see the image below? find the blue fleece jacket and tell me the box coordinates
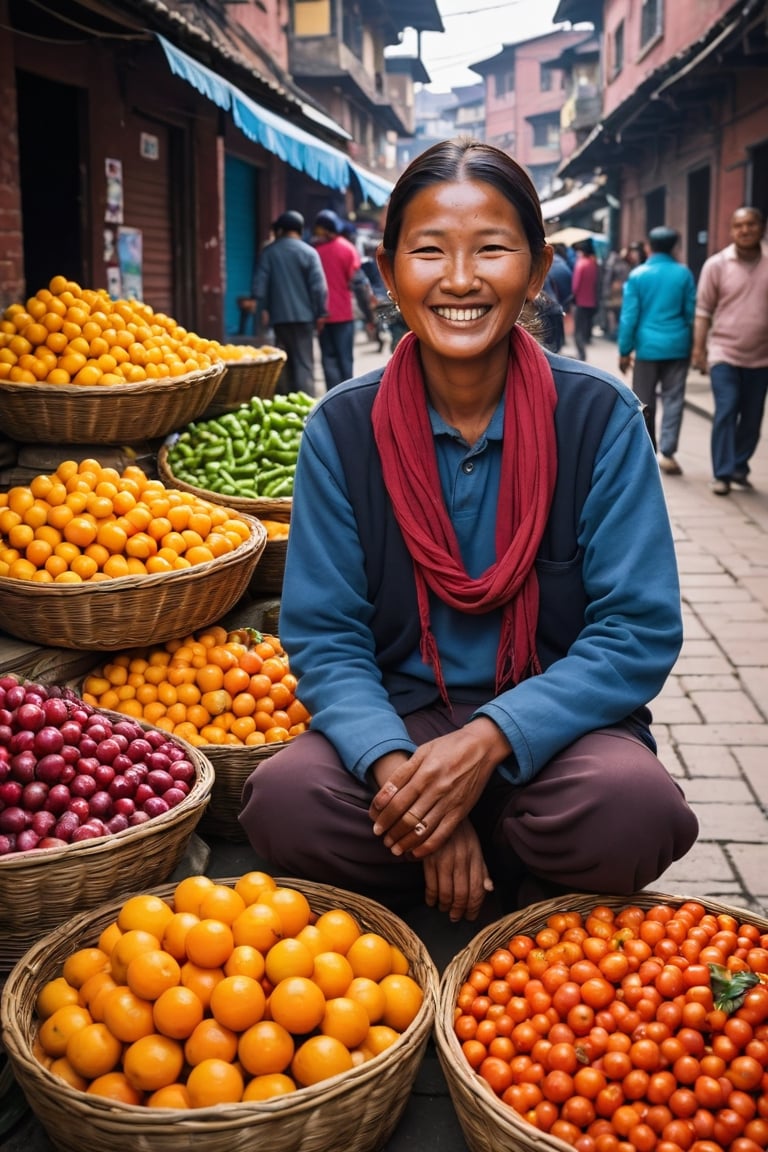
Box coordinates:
[618,253,696,361]
[279,353,682,786]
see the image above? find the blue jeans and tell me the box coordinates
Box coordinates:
[632,358,688,457]
[710,362,768,480]
[318,320,355,390]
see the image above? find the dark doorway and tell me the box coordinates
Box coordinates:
[16,71,85,295]
[748,140,768,219]
[686,166,710,281]
[645,186,666,234]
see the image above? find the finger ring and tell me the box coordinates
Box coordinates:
[407,810,427,836]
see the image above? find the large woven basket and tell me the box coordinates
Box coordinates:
[0,513,267,650]
[1,877,439,1152]
[0,362,226,445]
[0,732,213,973]
[202,351,287,418]
[198,742,283,840]
[435,890,768,1152]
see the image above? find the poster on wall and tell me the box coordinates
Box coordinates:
[117,226,143,301]
[105,158,124,224]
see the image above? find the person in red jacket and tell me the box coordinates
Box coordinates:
[572,240,600,361]
[312,210,361,390]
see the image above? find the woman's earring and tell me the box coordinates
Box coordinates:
[386,290,400,312]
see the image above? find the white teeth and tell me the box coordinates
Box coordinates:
[433,306,488,321]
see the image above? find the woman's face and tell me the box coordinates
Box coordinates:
[379,179,550,366]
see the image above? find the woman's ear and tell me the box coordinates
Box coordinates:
[526,244,554,302]
[376,245,395,298]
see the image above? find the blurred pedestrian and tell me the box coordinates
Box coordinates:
[571,239,600,360]
[312,210,361,389]
[252,211,327,396]
[618,226,696,475]
[692,206,768,495]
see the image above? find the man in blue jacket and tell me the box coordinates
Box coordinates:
[618,226,696,475]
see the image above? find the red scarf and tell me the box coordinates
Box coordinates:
[371,327,557,704]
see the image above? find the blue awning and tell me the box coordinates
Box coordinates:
[157,35,393,205]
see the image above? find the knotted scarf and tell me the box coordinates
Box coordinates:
[371,326,557,704]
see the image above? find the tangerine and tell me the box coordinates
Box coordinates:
[238,1019,295,1077]
[186,1057,244,1108]
[291,1034,353,1087]
[123,1033,185,1092]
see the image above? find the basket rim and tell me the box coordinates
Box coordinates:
[0,875,439,1129]
[0,512,266,600]
[220,350,287,367]
[0,359,224,399]
[0,725,214,875]
[434,890,768,1152]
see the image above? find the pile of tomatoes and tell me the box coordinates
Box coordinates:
[453,900,768,1152]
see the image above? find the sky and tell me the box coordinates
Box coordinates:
[387,0,567,92]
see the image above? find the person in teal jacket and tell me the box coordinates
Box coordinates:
[239,141,698,922]
[618,226,696,475]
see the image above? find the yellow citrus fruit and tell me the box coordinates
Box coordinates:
[208,974,266,1032]
[234,870,276,905]
[186,1057,244,1108]
[265,937,315,984]
[378,973,424,1032]
[311,951,355,999]
[231,902,283,952]
[110,929,162,984]
[346,933,393,982]
[184,1017,238,1066]
[184,918,234,969]
[35,976,79,1019]
[122,1033,185,1092]
[86,1071,143,1105]
[152,985,205,1040]
[259,886,311,937]
[146,1083,191,1109]
[61,946,110,989]
[38,1004,93,1058]
[314,908,361,954]
[125,948,181,1001]
[65,1021,123,1079]
[360,1024,400,1058]
[100,985,155,1042]
[224,944,265,982]
[241,1072,297,1101]
[117,893,175,938]
[320,996,371,1048]
[171,873,215,915]
[197,883,246,925]
[237,1019,295,1077]
[268,976,326,1035]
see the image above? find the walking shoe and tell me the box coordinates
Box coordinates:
[710,479,730,495]
[730,473,753,489]
[658,454,683,475]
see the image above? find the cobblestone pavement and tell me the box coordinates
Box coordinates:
[4,328,767,1152]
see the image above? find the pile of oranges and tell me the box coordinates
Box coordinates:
[0,275,287,387]
[0,459,254,583]
[81,625,309,746]
[33,873,425,1108]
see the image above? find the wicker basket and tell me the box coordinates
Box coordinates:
[157,443,293,519]
[0,362,226,445]
[435,890,768,1152]
[202,351,287,418]
[0,734,214,973]
[0,514,267,650]
[198,743,283,841]
[1,877,439,1152]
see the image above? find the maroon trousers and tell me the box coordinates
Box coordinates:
[239,703,698,913]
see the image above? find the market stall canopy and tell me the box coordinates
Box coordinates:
[157,36,393,205]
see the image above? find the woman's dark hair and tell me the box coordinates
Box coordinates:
[382,137,547,273]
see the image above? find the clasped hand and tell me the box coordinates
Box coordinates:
[368,717,509,920]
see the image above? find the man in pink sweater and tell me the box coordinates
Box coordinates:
[312,210,361,391]
[693,207,768,495]
[571,240,601,361]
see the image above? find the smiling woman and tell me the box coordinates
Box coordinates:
[239,137,698,926]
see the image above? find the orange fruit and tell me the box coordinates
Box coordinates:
[66,1021,123,1079]
[346,933,393,981]
[224,944,266,982]
[35,976,80,1019]
[78,971,118,1022]
[186,1057,244,1108]
[294,924,327,960]
[378,973,424,1032]
[172,874,216,915]
[291,1034,353,1087]
[38,1004,93,1058]
[259,886,312,937]
[180,961,225,1012]
[152,984,205,1040]
[311,952,355,999]
[100,985,155,1042]
[110,929,162,984]
[146,1083,191,1109]
[126,949,181,1001]
[345,976,387,1024]
[97,920,123,956]
[184,1017,238,1066]
[314,908,361,955]
[117,893,175,939]
[265,938,315,985]
[232,902,283,952]
[197,883,246,925]
[123,1033,185,1092]
[242,1072,297,1101]
[237,1019,295,1077]
[184,918,234,969]
[48,1056,89,1091]
[160,911,200,961]
[209,973,266,1032]
[86,1071,143,1105]
[390,944,410,975]
[268,976,326,1035]
[320,996,371,1048]
[360,1024,400,1057]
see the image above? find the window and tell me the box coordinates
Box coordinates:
[611,21,624,78]
[640,0,663,49]
[532,116,560,149]
[495,68,515,97]
[540,64,554,92]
